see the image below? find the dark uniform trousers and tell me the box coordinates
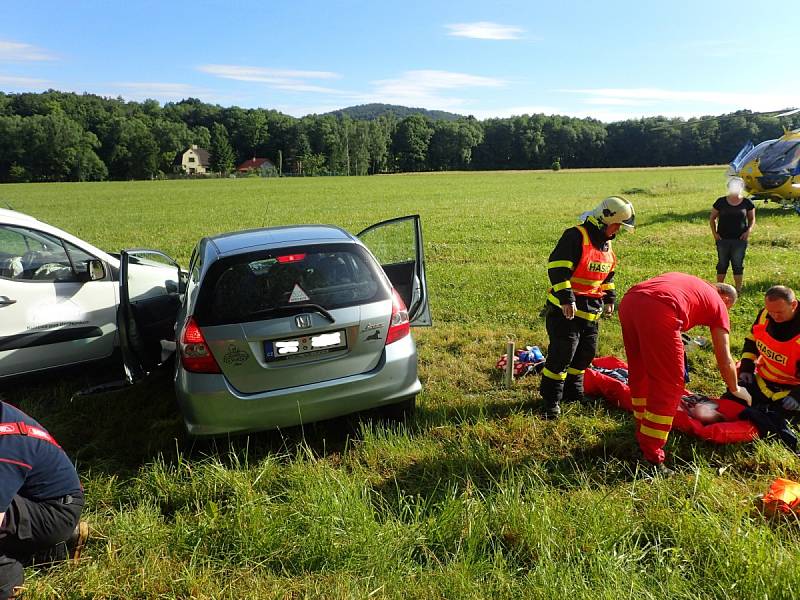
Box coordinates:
[540,305,599,409]
[0,493,83,599]
[735,379,799,451]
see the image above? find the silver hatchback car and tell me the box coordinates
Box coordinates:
[118,216,430,435]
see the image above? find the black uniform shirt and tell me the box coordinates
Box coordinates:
[547,219,615,313]
[0,402,81,512]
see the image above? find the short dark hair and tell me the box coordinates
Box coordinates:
[765,285,796,304]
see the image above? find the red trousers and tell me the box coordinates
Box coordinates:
[618,292,686,464]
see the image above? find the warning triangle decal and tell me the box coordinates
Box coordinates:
[288,283,310,303]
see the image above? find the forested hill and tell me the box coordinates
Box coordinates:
[0,90,798,182]
[325,103,462,121]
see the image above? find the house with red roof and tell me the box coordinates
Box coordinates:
[236,157,276,175]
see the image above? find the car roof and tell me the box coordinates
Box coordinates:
[208,224,356,257]
[0,208,41,225]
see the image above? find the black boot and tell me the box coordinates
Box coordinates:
[539,374,563,419]
[563,373,586,403]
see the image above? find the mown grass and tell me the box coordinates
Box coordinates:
[2,168,800,599]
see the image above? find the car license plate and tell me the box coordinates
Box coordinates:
[265,330,347,361]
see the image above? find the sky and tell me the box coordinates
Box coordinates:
[1,0,797,122]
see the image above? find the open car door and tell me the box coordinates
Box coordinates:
[118,249,185,384]
[357,215,431,326]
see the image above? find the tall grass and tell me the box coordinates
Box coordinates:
[3,168,800,598]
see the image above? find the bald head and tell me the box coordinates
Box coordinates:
[714,282,738,309]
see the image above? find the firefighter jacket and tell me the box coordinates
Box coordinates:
[546,218,616,321]
[741,307,800,400]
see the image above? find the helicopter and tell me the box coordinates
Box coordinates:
[727,108,800,213]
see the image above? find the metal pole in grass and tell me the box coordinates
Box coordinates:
[504,340,515,388]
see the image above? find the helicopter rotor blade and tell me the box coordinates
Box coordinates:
[776,108,800,117]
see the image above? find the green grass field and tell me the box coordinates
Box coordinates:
[3,169,800,599]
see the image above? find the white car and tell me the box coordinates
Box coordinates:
[0,209,182,379]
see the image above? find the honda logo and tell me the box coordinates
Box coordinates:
[295,314,312,329]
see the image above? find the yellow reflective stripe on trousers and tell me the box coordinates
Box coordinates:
[566,367,585,375]
[741,352,757,361]
[552,280,572,292]
[631,397,646,407]
[574,308,600,321]
[548,260,574,269]
[542,367,567,381]
[756,375,792,401]
[644,411,673,426]
[639,424,670,441]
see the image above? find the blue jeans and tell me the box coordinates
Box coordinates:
[715,238,747,276]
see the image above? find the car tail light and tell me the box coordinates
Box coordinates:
[180,316,222,373]
[385,288,410,345]
[276,253,306,263]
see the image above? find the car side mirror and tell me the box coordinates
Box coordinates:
[83,259,106,282]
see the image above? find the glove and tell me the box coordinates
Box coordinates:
[738,372,754,386]
[730,385,752,406]
[781,396,800,412]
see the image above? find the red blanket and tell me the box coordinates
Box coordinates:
[585,356,759,444]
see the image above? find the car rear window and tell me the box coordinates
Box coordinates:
[195,243,389,325]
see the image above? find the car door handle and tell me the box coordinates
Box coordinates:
[0,296,17,306]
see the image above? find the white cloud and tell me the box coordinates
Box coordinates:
[445,22,525,40]
[197,64,351,96]
[0,75,51,87]
[561,87,800,113]
[198,64,339,83]
[365,70,506,111]
[109,81,215,101]
[584,97,649,106]
[0,40,56,61]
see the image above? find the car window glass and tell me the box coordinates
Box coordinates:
[201,246,387,325]
[64,240,97,279]
[189,248,201,284]
[358,219,415,265]
[0,226,75,282]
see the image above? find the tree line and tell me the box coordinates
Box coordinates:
[0,90,796,183]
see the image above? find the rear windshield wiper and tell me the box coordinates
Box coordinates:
[249,303,336,323]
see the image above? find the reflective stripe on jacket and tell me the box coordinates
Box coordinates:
[753,310,800,388]
[546,226,615,321]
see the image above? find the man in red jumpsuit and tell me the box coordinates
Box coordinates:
[618,272,752,469]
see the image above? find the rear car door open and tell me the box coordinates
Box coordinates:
[357,215,431,326]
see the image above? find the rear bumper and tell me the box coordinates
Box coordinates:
[174,335,421,436]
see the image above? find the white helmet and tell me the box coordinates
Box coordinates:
[592,196,635,231]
